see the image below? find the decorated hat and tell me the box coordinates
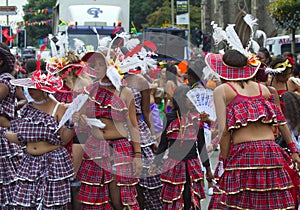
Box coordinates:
[10,68,63,93]
[205,52,260,81]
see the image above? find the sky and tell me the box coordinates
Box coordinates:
[0,0,28,27]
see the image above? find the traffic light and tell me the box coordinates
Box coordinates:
[1,25,12,48]
[17,29,26,49]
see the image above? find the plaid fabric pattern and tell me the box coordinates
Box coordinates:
[0,73,17,120]
[142,187,163,210]
[52,85,73,104]
[160,158,205,209]
[205,53,259,80]
[138,118,156,147]
[78,138,139,209]
[11,103,63,145]
[0,137,22,184]
[0,182,16,207]
[167,113,200,141]
[85,84,128,121]
[220,188,295,209]
[227,95,286,130]
[218,140,296,209]
[13,148,73,208]
[129,87,142,114]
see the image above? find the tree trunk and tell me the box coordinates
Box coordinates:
[291,28,296,59]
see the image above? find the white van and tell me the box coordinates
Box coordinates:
[265,34,300,56]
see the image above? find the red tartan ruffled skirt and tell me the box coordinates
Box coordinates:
[77,137,139,210]
[215,140,296,209]
[160,158,206,210]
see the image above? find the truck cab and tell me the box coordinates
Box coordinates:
[52,0,129,51]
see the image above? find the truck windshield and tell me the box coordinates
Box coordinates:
[68,34,98,51]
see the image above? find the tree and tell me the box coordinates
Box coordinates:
[130,0,164,32]
[141,0,201,31]
[22,0,56,47]
[267,0,300,56]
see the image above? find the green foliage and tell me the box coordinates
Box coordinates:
[130,0,164,31]
[267,0,300,30]
[141,0,201,30]
[23,0,56,47]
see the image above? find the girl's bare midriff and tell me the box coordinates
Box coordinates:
[231,121,276,144]
[26,141,61,155]
[95,118,128,140]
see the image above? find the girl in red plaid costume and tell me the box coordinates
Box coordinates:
[0,44,24,208]
[3,65,75,209]
[51,51,93,209]
[205,49,300,209]
[72,51,142,210]
[125,73,163,210]
[149,85,207,210]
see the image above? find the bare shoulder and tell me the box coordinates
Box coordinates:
[120,86,134,101]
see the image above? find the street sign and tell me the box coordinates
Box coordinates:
[0,6,17,15]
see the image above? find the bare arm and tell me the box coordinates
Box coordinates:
[57,104,75,145]
[122,87,142,176]
[5,131,19,144]
[0,83,9,101]
[141,85,155,135]
[214,85,231,159]
[123,87,141,153]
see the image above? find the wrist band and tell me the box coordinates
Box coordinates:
[134,151,142,154]
[288,142,298,154]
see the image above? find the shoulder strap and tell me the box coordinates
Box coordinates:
[52,102,60,117]
[270,77,274,86]
[225,82,239,94]
[258,83,263,96]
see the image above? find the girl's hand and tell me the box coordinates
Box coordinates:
[148,164,158,176]
[200,112,210,123]
[72,112,88,127]
[132,156,142,177]
[292,153,300,170]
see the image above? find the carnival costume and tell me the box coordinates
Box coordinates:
[8,102,74,209]
[128,85,163,209]
[77,83,139,210]
[0,73,23,207]
[154,111,206,210]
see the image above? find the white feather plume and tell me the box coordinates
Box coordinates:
[243,14,258,51]
[125,38,140,51]
[106,66,123,91]
[48,34,58,57]
[265,67,286,74]
[225,24,251,57]
[211,21,226,45]
[73,38,86,56]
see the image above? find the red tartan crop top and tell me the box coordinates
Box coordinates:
[226,82,286,130]
[84,83,128,121]
[166,112,203,141]
[10,103,63,145]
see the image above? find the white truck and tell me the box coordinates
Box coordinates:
[265,34,300,56]
[52,0,130,52]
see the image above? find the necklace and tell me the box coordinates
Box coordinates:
[33,98,47,105]
[99,80,113,86]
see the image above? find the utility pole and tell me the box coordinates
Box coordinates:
[6,0,9,25]
[171,0,174,27]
